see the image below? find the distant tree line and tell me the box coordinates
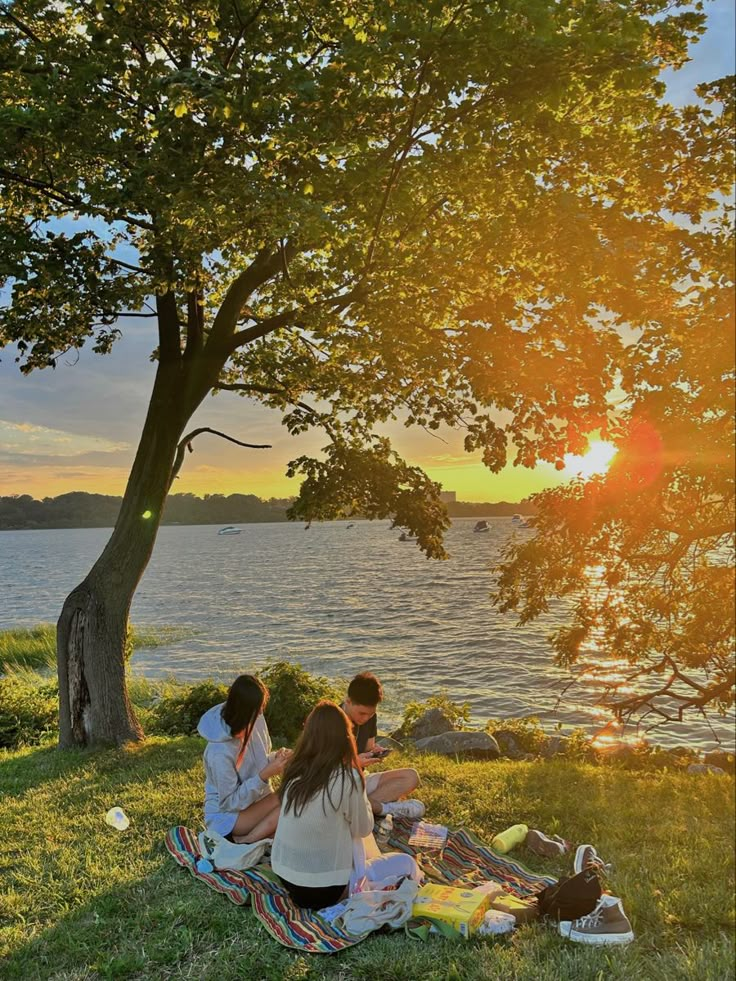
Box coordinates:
[0,492,290,529]
[0,492,534,530]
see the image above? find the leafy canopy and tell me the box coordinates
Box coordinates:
[1,1,733,717]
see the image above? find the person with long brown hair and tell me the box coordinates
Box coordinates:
[198,674,291,842]
[271,700,374,910]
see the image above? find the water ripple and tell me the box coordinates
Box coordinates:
[0,520,732,750]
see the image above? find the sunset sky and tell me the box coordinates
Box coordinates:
[1,1,733,503]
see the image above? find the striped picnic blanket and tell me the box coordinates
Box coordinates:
[165,819,555,954]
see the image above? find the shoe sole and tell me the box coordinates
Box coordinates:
[559,925,634,945]
[526,830,565,858]
[387,801,426,819]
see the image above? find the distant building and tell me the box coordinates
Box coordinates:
[439,490,457,503]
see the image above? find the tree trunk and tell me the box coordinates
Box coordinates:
[57,360,196,747]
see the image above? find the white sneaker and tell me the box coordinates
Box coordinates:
[382,799,426,819]
[559,895,634,945]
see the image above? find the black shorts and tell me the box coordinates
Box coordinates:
[278,877,347,910]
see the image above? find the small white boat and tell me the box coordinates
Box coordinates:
[218,525,241,536]
[511,514,523,523]
[473,520,489,533]
[398,531,417,542]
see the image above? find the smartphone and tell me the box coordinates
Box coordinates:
[371,747,392,759]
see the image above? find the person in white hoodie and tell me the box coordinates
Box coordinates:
[198,675,290,842]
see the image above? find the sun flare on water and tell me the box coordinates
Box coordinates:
[564,440,618,479]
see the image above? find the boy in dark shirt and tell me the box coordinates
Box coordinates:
[342,672,424,819]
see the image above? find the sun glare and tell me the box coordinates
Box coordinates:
[564,440,617,479]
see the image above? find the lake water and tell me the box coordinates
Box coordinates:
[1,520,732,750]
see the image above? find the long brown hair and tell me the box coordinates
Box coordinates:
[221,674,269,770]
[280,701,364,817]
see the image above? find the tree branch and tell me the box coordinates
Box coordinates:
[183,289,205,361]
[108,258,151,275]
[155,291,181,363]
[223,0,270,69]
[0,6,43,44]
[151,31,184,69]
[206,245,296,354]
[169,426,271,486]
[363,59,430,274]
[226,285,364,353]
[215,382,335,438]
[362,2,470,272]
[215,382,285,397]
[602,658,736,723]
[0,167,156,230]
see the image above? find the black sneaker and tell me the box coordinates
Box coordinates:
[573,844,610,875]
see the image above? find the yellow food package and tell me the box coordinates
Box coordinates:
[412,883,491,939]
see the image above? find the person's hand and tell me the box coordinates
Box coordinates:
[260,749,292,780]
[358,751,375,768]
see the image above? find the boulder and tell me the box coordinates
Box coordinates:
[414,730,501,760]
[492,729,526,760]
[375,735,404,752]
[687,763,727,776]
[541,735,569,759]
[704,750,735,774]
[600,742,635,762]
[394,707,454,742]
[659,746,696,769]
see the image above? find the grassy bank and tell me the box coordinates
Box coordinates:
[1,739,733,980]
[0,624,193,672]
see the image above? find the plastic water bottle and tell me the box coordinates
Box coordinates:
[376,813,393,845]
[105,807,130,831]
[491,823,528,854]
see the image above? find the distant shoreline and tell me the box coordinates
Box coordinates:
[0,491,535,531]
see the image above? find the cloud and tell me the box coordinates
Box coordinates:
[0,420,130,458]
[0,463,134,497]
[422,453,473,468]
[11,422,48,433]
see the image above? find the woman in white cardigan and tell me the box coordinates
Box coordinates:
[272,701,374,910]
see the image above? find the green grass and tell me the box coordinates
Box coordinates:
[0,624,194,671]
[0,742,733,980]
[0,625,57,671]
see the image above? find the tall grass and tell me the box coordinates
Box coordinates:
[0,623,194,672]
[0,625,56,670]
